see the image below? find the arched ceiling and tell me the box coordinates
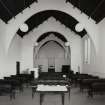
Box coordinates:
[17,10,87,38]
[0,0,105,24]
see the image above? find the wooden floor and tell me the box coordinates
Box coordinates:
[0,86,105,105]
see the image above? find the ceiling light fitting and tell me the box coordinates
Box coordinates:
[65,42,70,46]
[75,23,84,32]
[34,42,38,46]
[20,23,28,32]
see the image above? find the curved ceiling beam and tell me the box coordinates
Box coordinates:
[5,0,98,54]
[39,40,65,53]
[17,10,86,37]
[36,33,67,50]
[36,31,68,42]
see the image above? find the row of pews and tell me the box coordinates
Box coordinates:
[73,73,105,97]
[0,73,34,100]
[0,70,72,100]
[1,71,105,99]
[38,70,74,80]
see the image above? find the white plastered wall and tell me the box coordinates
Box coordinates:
[82,18,105,78]
[94,18,105,77]
[0,32,22,78]
[82,35,97,75]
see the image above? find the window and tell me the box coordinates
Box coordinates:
[84,37,90,64]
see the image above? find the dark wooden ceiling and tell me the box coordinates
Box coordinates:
[66,0,105,23]
[0,0,105,38]
[0,0,105,23]
[17,10,87,38]
[0,0,38,22]
[37,32,68,42]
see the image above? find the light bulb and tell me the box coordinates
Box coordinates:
[20,23,28,32]
[65,42,70,46]
[75,23,84,32]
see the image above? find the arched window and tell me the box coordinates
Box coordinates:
[84,37,90,64]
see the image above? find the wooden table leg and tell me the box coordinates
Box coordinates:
[61,93,65,105]
[32,87,37,99]
[68,87,70,102]
[40,93,44,105]
[32,87,35,98]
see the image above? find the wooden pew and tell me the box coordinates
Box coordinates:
[0,79,18,99]
[88,79,105,97]
[79,78,99,92]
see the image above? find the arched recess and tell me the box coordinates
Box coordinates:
[33,32,71,69]
[34,40,70,72]
[34,32,67,56]
[6,0,98,55]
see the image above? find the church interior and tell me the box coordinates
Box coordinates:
[0,0,105,105]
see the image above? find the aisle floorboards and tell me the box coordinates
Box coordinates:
[0,87,105,105]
